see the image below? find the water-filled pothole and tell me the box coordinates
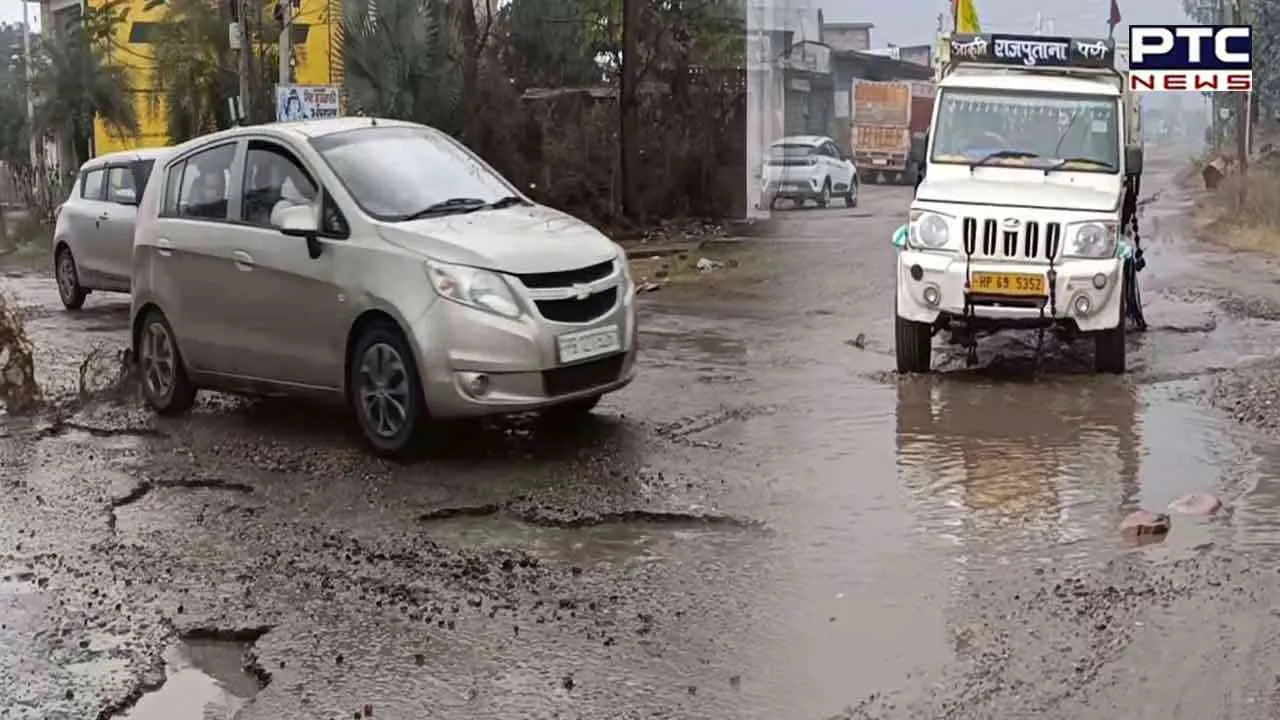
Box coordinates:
[120,637,264,720]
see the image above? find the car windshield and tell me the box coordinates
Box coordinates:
[309,125,518,220]
[931,89,1120,173]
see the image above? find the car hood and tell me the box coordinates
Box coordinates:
[375,204,620,274]
[916,178,1120,213]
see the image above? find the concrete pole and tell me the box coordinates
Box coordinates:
[235,0,253,123]
[21,0,36,168]
[1236,0,1249,184]
[278,0,292,88]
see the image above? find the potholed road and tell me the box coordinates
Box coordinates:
[8,152,1280,719]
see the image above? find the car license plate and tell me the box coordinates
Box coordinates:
[969,272,1046,297]
[557,325,621,364]
[872,158,888,165]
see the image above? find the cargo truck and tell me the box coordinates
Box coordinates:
[851,79,934,185]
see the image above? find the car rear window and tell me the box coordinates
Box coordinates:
[770,144,816,158]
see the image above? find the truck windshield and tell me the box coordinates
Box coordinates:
[931,89,1119,173]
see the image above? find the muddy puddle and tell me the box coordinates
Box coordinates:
[119,638,263,720]
[418,510,760,566]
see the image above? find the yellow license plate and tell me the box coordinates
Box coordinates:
[969,272,1046,296]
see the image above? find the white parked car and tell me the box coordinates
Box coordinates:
[52,147,170,309]
[762,135,858,209]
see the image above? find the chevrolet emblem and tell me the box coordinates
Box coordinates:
[572,283,591,300]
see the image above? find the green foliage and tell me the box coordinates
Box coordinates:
[148,0,236,143]
[0,23,30,166]
[338,0,463,133]
[30,0,139,165]
[502,0,607,88]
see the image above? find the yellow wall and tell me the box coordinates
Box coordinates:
[92,0,342,156]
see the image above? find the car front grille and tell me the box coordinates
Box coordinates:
[534,287,618,324]
[961,217,1062,261]
[515,260,615,289]
[543,352,626,396]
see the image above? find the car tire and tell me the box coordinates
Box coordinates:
[895,306,933,374]
[55,245,88,311]
[844,179,858,208]
[817,179,831,208]
[1094,298,1127,374]
[349,320,426,456]
[137,309,197,415]
[540,394,601,423]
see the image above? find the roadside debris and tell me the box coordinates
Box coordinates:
[696,257,725,273]
[845,333,868,350]
[0,293,40,414]
[1167,492,1223,516]
[1120,510,1171,539]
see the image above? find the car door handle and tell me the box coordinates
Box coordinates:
[155,238,173,257]
[232,250,254,271]
[95,212,108,227]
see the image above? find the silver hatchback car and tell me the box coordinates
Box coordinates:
[53,147,169,309]
[130,118,638,454]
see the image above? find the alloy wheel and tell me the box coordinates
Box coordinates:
[140,322,175,400]
[358,342,411,439]
[57,251,77,301]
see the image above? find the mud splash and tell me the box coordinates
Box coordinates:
[0,292,41,413]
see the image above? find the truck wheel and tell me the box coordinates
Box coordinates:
[817,179,831,208]
[895,310,933,374]
[1094,296,1127,374]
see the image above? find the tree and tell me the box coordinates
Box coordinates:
[0,23,31,168]
[500,0,604,89]
[148,0,238,142]
[30,0,138,170]
[338,0,463,133]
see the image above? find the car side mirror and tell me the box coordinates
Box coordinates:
[272,202,323,259]
[1125,146,1143,175]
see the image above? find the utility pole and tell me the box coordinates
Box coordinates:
[232,0,252,124]
[618,0,639,218]
[278,0,293,91]
[1235,0,1250,185]
[21,0,36,168]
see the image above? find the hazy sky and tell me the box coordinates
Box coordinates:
[825,0,1192,47]
[0,0,1193,45]
[0,0,39,29]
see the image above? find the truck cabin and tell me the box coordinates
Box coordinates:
[922,33,1135,195]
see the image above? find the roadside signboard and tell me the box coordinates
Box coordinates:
[276,84,342,122]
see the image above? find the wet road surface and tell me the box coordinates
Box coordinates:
[9,151,1280,718]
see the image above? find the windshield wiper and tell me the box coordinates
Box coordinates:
[478,195,529,211]
[1044,157,1116,174]
[401,197,488,221]
[970,150,1039,171]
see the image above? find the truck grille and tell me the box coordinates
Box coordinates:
[961,217,1061,261]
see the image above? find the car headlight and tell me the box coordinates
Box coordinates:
[908,210,951,250]
[1065,222,1118,258]
[425,259,521,318]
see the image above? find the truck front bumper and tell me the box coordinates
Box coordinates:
[895,249,1124,333]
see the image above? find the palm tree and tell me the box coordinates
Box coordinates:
[30,6,138,170]
[338,0,463,134]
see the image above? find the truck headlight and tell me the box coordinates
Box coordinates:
[425,259,522,318]
[908,210,951,250]
[1065,222,1118,258]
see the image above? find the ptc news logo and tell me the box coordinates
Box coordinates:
[1128,25,1252,92]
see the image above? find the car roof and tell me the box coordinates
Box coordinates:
[81,146,171,169]
[771,135,830,147]
[163,117,428,162]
